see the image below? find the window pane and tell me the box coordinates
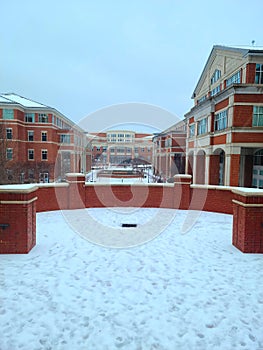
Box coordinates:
[3,109,14,120]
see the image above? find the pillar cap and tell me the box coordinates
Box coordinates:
[232,188,263,197]
[0,184,38,194]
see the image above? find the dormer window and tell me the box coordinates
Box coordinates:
[211,69,221,85]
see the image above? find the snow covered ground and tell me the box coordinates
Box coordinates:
[1,208,263,350]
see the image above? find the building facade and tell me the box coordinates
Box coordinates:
[184,45,263,187]
[152,120,186,181]
[0,93,88,184]
[86,130,153,167]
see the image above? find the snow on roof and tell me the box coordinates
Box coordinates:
[0,95,14,103]
[0,93,48,108]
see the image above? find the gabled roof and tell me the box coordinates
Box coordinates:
[192,45,263,99]
[0,93,48,108]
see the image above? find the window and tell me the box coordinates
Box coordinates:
[28,149,34,160]
[197,95,207,104]
[6,148,13,160]
[28,131,34,141]
[102,146,107,152]
[38,114,48,123]
[96,147,100,151]
[110,148,115,153]
[41,131,47,142]
[3,109,14,120]
[253,106,263,126]
[211,85,221,96]
[165,138,172,147]
[211,69,221,85]
[226,71,241,87]
[41,150,48,160]
[189,124,195,137]
[134,147,139,153]
[60,134,71,143]
[141,148,145,152]
[198,118,207,135]
[214,110,228,131]
[255,64,263,84]
[6,128,12,140]
[25,113,35,123]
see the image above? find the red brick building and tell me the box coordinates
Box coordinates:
[152,120,186,181]
[0,93,88,183]
[184,45,263,187]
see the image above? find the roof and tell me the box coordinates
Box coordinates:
[0,93,48,108]
[192,45,263,99]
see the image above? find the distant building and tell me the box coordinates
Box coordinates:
[0,93,88,183]
[185,45,263,187]
[86,130,153,167]
[152,120,186,180]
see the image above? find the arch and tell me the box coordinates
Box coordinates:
[196,150,206,184]
[209,148,225,185]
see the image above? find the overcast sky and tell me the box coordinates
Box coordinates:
[1,0,262,132]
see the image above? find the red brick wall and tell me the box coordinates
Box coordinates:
[234,93,263,103]
[85,185,174,209]
[245,63,256,84]
[230,154,240,186]
[211,134,227,145]
[215,98,229,112]
[232,105,253,127]
[232,132,263,143]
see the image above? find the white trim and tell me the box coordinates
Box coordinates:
[232,199,263,207]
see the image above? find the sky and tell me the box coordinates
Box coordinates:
[1,0,262,132]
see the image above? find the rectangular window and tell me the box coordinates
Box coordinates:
[197,95,207,104]
[226,71,241,87]
[6,148,13,160]
[41,150,48,160]
[189,124,195,137]
[214,110,227,131]
[110,148,115,153]
[38,114,48,123]
[211,69,221,85]
[134,147,139,153]
[60,134,71,143]
[6,128,12,140]
[255,64,263,84]
[3,109,14,120]
[25,113,35,123]
[41,131,47,142]
[211,85,221,97]
[28,149,34,160]
[198,118,207,135]
[28,131,34,141]
[141,148,145,152]
[252,106,263,126]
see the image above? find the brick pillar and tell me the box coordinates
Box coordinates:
[232,188,263,253]
[230,154,240,186]
[173,174,192,209]
[66,173,86,209]
[209,154,220,185]
[0,185,38,254]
